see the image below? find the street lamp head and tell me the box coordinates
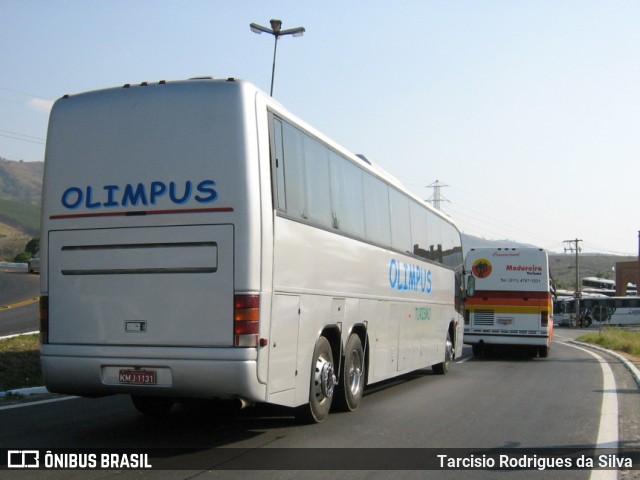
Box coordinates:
[250,23,270,34]
[250,20,304,38]
[284,27,305,37]
[270,19,282,34]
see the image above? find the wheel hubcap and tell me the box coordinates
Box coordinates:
[314,355,336,400]
[347,350,363,395]
[445,338,454,363]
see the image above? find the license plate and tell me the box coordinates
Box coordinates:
[119,369,157,385]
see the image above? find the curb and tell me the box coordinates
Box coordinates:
[569,340,640,387]
[0,330,39,341]
[0,386,49,399]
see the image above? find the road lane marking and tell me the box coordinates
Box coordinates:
[0,297,40,310]
[0,395,79,411]
[562,342,618,480]
[563,342,618,448]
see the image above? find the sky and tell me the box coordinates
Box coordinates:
[1,1,639,255]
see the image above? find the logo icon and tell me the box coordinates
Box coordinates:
[8,450,39,468]
[471,258,492,279]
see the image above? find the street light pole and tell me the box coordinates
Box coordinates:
[270,26,280,97]
[250,19,305,96]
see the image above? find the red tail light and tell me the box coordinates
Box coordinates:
[234,294,259,347]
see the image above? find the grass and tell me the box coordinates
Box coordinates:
[0,333,43,393]
[577,328,640,364]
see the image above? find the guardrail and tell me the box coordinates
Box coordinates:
[0,262,28,269]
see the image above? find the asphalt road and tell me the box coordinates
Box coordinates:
[0,269,39,337]
[1,270,638,479]
[2,333,639,479]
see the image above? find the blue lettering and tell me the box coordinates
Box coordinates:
[388,259,432,296]
[122,183,148,207]
[389,259,398,289]
[150,181,167,205]
[169,181,192,204]
[59,179,221,210]
[61,187,83,209]
[402,263,410,291]
[85,186,102,209]
[103,185,120,207]
[195,180,218,203]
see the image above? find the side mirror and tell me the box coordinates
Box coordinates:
[466,274,475,297]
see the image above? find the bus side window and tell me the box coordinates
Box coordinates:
[272,118,287,211]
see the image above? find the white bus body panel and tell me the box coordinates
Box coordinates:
[41,79,270,402]
[40,78,463,408]
[271,216,459,400]
[48,225,233,346]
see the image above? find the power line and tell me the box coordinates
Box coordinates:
[0,86,45,98]
[439,183,635,255]
[0,129,45,145]
[582,241,636,257]
[444,196,562,249]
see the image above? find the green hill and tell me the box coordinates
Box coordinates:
[0,158,43,260]
[0,199,40,236]
[0,158,43,205]
[549,253,635,291]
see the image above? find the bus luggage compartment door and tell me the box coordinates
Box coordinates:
[47,224,234,347]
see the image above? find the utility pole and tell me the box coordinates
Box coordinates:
[564,239,583,327]
[426,180,449,211]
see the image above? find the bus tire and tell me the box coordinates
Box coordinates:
[131,395,174,417]
[295,336,336,423]
[333,333,365,412]
[538,345,549,358]
[593,305,607,323]
[432,331,453,375]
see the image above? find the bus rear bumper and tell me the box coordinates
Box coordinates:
[463,332,550,347]
[40,344,267,402]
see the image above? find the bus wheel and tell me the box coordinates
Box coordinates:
[296,336,336,423]
[538,345,549,358]
[432,331,453,375]
[334,333,365,412]
[131,395,174,417]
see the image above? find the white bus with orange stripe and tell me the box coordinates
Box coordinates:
[39,77,464,422]
[463,247,553,357]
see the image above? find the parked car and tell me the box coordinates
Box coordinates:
[28,251,40,274]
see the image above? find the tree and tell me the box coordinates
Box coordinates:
[13,252,30,263]
[594,270,612,280]
[25,238,39,255]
